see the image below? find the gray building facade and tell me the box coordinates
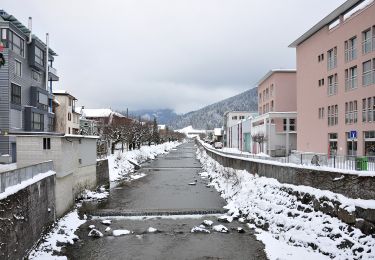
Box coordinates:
[0,10,58,162]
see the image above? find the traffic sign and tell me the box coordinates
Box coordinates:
[350,130,357,140]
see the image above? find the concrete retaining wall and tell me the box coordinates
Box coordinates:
[204,147,375,200]
[0,174,56,259]
[96,159,109,187]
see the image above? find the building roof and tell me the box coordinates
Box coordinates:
[53,90,77,100]
[81,108,125,118]
[289,0,367,47]
[0,10,58,56]
[257,69,296,86]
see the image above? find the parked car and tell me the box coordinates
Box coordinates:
[214,142,223,149]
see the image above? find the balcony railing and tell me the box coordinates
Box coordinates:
[328,83,337,96]
[327,57,337,70]
[345,48,357,62]
[362,39,372,54]
[362,70,375,86]
[48,66,57,75]
[345,77,357,91]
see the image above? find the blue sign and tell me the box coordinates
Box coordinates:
[350,130,357,139]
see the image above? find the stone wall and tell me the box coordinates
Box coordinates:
[96,159,109,187]
[199,143,375,234]
[0,174,56,259]
[204,148,375,200]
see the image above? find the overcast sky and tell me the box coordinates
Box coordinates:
[2,0,345,114]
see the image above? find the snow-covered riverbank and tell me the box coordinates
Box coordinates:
[107,141,181,181]
[196,147,375,260]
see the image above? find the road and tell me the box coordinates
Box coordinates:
[64,141,267,260]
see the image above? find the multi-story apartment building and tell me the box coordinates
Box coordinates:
[251,70,297,156]
[0,10,58,162]
[53,90,80,135]
[223,111,257,147]
[290,0,375,156]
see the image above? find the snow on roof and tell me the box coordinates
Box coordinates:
[176,125,206,134]
[81,108,125,118]
[158,125,166,130]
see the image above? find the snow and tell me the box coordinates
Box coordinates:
[0,170,56,200]
[113,229,131,236]
[105,227,111,232]
[212,224,229,233]
[0,162,17,173]
[107,141,181,181]
[78,188,109,201]
[81,108,125,118]
[101,220,112,225]
[147,227,158,233]
[176,125,206,138]
[197,147,375,259]
[88,229,103,238]
[28,209,86,260]
[191,226,210,233]
[202,220,213,226]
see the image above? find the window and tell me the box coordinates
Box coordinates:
[15,60,21,77]
[4,30,25,57]
[11,83,21,105]
[344,36,357,62]
[69,98,72,106]
[68,112,72,121]
[318,107,325,119]
[48,117,54,132]
[43,138,51,150]
[283,119,296,131]
[345,101,358,124]
[345,66,357,91]
[68,127,71,134]
[270,101,274,112]
[32,112,44,130]
[327,74,337,95]
[328,104,338,126]
[362,29,372,54]
[318,53,324,62]
[232,116,237,120]
[35,46,45,66]
[259,93,262,101]
[362,59,375,86]
[363,97,375,123]
[239,116,245,120]
[263,90,266,101]
[266,88,269,100]
[32,71,41,82]
[319,78,325,87]
[270,84,274,97]
[327,47,337,70]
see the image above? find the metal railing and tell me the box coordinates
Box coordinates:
[0,161,55,193]
[202,143,375,172]
[345,48,357,62]
[48,65,57,76]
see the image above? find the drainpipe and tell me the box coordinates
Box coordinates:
[45,33,49,92]
[27,17,32,44]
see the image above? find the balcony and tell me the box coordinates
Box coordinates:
[48,66,59,81]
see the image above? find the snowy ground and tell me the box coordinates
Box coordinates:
[196,147,375,260]
[107,141,181,181]
[28,210,86,260]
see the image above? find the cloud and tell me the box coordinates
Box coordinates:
[2,0,346,113]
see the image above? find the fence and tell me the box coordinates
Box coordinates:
[0,161,54,193]
[204,143,375,172]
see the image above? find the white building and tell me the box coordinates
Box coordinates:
[16,134,98,216]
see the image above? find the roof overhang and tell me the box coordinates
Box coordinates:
[257,69,296,87]
[289,0,365,47]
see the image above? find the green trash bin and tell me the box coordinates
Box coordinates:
[355,157,368,171]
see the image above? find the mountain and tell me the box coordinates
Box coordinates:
[127,108,179,124]
[170,87,258,129]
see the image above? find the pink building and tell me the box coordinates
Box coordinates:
[290,0,375,156]
[251,70,297,156]
[257,70,297,115]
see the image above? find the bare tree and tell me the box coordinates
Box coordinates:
[252,133,267,153]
